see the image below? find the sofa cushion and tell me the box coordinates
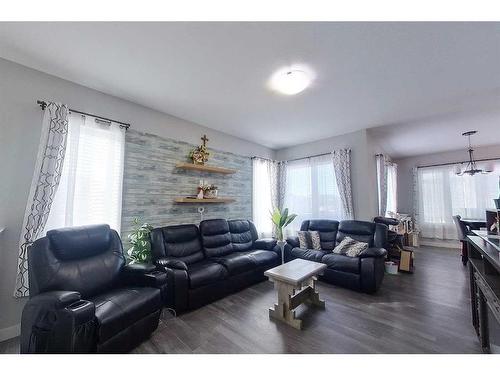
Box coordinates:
[155,224,205,265]
[187,260,228,289]
[47,224,112,261]
[322,253,360,274]
[301,220,339,250]
[211,253,256,275]
[291,247,328,262]
[200,219,233,257]
[228,220,257,252]
[337,220,376,247]
[246,250,279,268]
[91,287,162,342]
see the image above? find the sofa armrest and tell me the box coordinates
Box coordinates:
[286,236,300,248]
[30,290,82,309]
[122,263,168,289]
[359,247,387,259]
[157,258,188,271]
[21,291,96,353]
[254,238,277,250]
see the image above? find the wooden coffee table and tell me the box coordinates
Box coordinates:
[264,259,327,330]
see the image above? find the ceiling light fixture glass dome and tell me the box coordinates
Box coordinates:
[270,68,312,95]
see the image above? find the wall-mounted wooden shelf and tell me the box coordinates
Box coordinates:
[175,162,236,174]
[174,197,236,204]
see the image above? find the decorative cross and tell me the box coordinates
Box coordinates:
[201,134,209,147]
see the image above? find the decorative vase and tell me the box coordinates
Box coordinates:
[277,239,286,265]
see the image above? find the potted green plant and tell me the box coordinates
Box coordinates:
[127,217,154,264]
[270,207,297,264]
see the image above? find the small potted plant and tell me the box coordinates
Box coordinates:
[203,184,218,199]
[127,217,154,264]
[270,207,297,264]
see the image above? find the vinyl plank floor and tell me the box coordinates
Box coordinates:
[0,245,482,354]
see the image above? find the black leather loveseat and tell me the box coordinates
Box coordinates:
[21,224,166,353]
[286,220,388,293]
[150,219,279,312]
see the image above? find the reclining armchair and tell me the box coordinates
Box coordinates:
[21,224,166,353]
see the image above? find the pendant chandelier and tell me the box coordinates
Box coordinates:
[454,131,492,176]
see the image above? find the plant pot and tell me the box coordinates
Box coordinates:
[204,189,218,199]
[277,240,286,264]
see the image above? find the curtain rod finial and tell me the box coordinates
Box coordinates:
[37,100,47,110]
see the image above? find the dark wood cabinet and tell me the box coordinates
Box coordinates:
[467,234,500,353]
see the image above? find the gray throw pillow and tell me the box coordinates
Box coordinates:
[333,236,356,254]
[298,231,311,249]
[333,236,369,257]
[345,241,368,257]
[309,231,321,250]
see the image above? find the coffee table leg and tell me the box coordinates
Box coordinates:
[269,281,302,330]
[307,276,325,308]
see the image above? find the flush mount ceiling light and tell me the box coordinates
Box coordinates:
[269,68,312,95]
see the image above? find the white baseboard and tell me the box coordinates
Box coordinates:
[0,323,20,342]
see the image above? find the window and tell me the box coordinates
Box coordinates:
[252,158,274,237]
[44,112,125,233]
[284,154,343,234]
[417,162,500,239]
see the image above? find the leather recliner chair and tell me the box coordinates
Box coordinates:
[286,220,388,293]
[20,224,166,353]
[150,219,279,313]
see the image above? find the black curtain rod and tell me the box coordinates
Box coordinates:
[285,152,334,163]
[253,151,349,163]
[417,157,500,169]
[37,100,131,130]
[251,152,333,163]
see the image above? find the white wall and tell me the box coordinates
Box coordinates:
[275,129,378,221]
[0,58,274,340]
[395,144,500,215]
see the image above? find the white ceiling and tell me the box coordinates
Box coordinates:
[0,22,499,151]
[368,107,500,159]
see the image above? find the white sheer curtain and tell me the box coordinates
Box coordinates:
[252,158,275,237]
[44,112,125,233]
[386,162,398,215]
[417,162,500,239]
[284,154,344,234]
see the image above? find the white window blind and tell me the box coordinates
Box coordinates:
[284,154,343,234]
[44,112,125,233]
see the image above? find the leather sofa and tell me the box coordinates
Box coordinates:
[150,219,279,312]
[20,224,166,353]
[286,220,388,293]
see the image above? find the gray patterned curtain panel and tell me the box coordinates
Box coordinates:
[332,149,354,220]
[14,102,69,298]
